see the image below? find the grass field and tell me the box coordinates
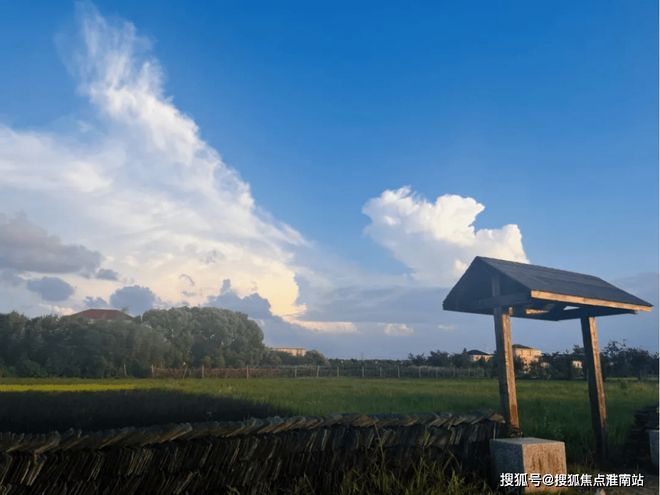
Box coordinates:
[0,377,656,466]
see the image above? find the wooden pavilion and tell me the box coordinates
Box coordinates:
[443,256,653,461]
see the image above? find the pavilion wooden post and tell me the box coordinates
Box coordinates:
[492,276,520,431]
[580,316,608,462]
[444,256,652,459]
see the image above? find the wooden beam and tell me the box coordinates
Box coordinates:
[554,308,635,321]
[492,276,519,431]
[580,316,608,462]
[524,308,552,315]
[530,290,651,312]
[524,307,636,321]
[509,303,563,318]
[461,292,531,312]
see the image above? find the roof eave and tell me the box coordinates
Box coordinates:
[529,290,653,312]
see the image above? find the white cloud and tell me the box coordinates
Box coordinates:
[0,213,101,275]
[383,323,414,336]
[2,4,653,357]
[362,186,528,286]
[0,4,304,317]
[282,317,358,334]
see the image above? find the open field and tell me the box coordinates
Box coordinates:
[0,377,656,466]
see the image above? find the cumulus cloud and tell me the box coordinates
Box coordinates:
[84,296,109,308]
[383,323,414,336]
[0,213,101,275]
[201,280,359,354]
[0,4,654,358]
[109,285,156,315]
[206,280,352,335]
[0,4,303,317]
[283,318,357,333]
[206,279,274,319]
[363,187,528,286]
[26,277,75,302]
[95,268,119,280]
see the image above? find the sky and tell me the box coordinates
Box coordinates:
[0,1,657,357]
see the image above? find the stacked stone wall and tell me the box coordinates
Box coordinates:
[0,411,504,494]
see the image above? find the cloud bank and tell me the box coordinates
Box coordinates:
[0,3,303,317]
[0,213,101,275]
[1,4,653,356]
[363,187,528,285]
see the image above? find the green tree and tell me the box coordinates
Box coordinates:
[142,307,268,368]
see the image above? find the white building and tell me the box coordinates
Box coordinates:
[466,349,493,362]
[512,344,542,367]
[273,347,307,357]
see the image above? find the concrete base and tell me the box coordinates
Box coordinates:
[649,430,659,467]
[490,437,567,493]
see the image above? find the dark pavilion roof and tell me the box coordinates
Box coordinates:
[443,257,652,321]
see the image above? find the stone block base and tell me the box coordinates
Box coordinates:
[490,437,567,493]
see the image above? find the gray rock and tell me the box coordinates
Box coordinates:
[490,437,567,493]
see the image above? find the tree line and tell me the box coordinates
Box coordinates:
[400,343,658,380]
[0,308,655,379]
[0,308,326,378]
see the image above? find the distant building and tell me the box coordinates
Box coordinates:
[69,309,133,321]
[466,349,493,362]
[512,344,542,367]
[537,355,582,373]
[273,347,307,357]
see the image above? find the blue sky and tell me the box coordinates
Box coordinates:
[0,1,657,357]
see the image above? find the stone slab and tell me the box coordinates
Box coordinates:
[490,437,567,493]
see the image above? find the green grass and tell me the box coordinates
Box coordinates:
[0,382,139,392]
[0,376,656,465]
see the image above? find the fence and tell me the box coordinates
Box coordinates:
[0,410,505,494]
[150,364,489,379]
